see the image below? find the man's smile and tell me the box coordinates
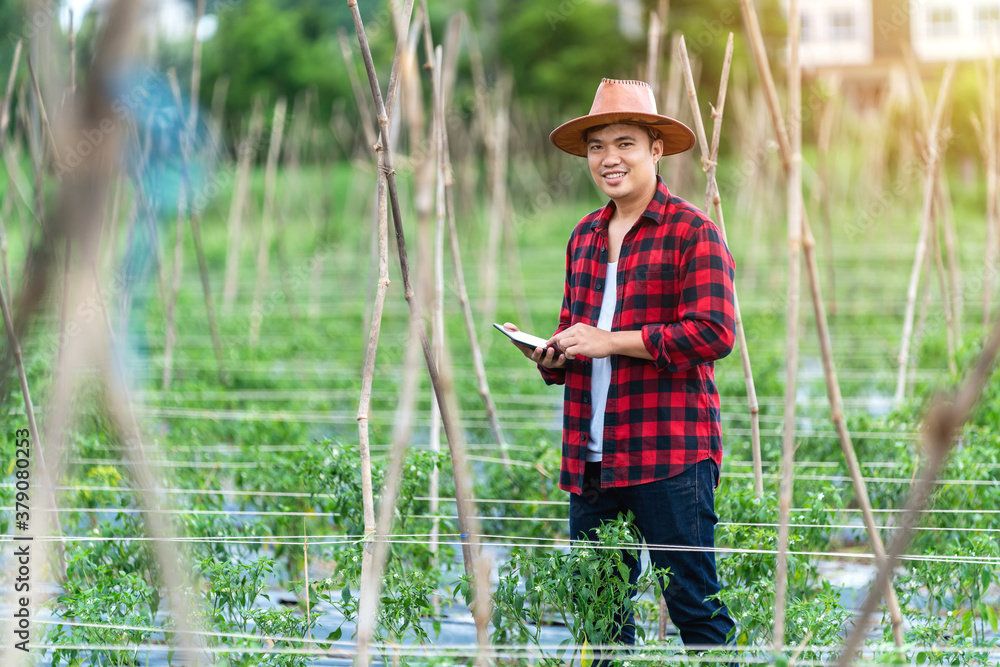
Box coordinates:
[602,171,627,184]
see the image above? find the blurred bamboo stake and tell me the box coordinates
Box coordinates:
[771,0,803,651]
[895,63,956,403]
[434,19,511,469]
[936,169,962,339]
[740,0,906,647]
[167,68,226,385]
[351,4,489,664]
[644,7,663,96]
[480,79,510,335]
[679,34,762,499]
[814,84,837,316]
[2,2,205,665]
[838,316,1000,667]
[249,97,287,347]
[223,97,264,313]
[984,46,999,330]
[348,0,481,595]
[931,198,957,376]
[354,0,415,662]
[162,184,186,389]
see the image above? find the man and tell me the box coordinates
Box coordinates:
[504,78,737,654]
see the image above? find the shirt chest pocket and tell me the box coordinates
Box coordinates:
[625,264,679,323]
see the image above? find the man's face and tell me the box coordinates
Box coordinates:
[586,123,663,203]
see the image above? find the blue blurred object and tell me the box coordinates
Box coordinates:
[106,65,220,383]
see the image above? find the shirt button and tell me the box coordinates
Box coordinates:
[583,395,590,404]
[596,282,603,291]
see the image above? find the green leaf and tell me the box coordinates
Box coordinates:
[327,627,342,641]
[341,586,352,603]
[985,604,998,633]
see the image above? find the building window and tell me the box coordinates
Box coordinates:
[829,10,856,41]
[800,12,811,42]
[927,7,958,37]
[976,5,1000,36]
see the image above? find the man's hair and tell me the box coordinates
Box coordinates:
[585,123,661,149]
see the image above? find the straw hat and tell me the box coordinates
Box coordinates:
[549,78,695,157]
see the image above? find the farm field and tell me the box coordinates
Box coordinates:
[2,147,999,665]
[2,1,1000,665]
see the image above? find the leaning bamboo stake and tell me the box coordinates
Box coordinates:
[895,64,956,404]
[931,198,957,376]
[354,0,416,660]
[435,31,512,468]
[351,5,489,665]
[679,34,762,498]
[838,316,1000,667]
[740,0,907,647]
[1,3,205,664]
[166,69,226,385]
[348,0,481,589]
[983,46,999,330]
[771,0,803,651]
[162,185,186,389]
[222,97,265,314]
[249,97,287,347]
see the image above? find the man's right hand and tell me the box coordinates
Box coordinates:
[502,322,567,369]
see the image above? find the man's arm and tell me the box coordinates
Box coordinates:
[639,220,736,373]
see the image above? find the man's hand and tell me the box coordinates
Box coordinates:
[502,322,567,369]
[551,323,615,360]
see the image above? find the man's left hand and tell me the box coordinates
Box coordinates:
[551,324,614,360]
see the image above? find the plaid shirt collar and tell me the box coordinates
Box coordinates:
[587,175,672,233]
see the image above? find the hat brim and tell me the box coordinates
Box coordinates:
[549,112,695,158]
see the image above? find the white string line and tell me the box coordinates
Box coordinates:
[118,358,947,380]
[8,505,1000,536]
[2,532,995,564]
[28,457,1000,487]
[20,639,1000,663]
[8,485,1000,513]
[125,388,911,406]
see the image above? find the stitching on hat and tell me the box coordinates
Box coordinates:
[602,78,652,89]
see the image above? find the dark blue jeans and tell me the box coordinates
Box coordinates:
[569,458,735,655]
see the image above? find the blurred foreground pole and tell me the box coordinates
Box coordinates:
[1,3,205,665]
[739,0,907,648]
[837,315,1000,666]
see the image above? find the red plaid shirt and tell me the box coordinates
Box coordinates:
[540,177,736,495]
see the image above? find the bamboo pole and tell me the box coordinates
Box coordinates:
[771,0,802,651]
[837,317,1000,666]
[0,3,206,665]
[348,0,481,587]
[895,64,956,404]
[984,45,999,330]
[814,85,837,316]
[434,25,512,469]
[162,183,186,389]
[644,6,664,97]
[222,97,265,314]
[350,4,489,664]
[249,97,287,347]
[739,0,907,647]
[931,195,957,376]
[354,1,416,660]
[479,79,510,334]
[936,175,962,339]
[166,68,226,385]
[679,34,762,499]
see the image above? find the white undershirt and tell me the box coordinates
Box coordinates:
[586,260,618,462]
